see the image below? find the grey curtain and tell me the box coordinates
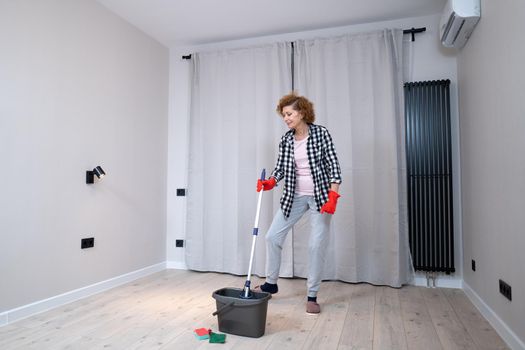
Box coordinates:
[292,29,412,286]
[185,43,292,276]
[186,30,413,287]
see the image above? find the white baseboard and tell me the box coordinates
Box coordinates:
[463,282,525,350]
[166,260,188,270]
[412,273,463,289]
[0,262,165,327]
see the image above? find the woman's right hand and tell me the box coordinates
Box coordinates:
[257,177,276,192]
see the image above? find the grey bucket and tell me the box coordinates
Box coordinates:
[212,287,272,338]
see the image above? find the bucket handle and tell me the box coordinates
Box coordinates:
[212,300,262,316]
[212,301,234,316]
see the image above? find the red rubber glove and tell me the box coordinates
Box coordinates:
[320,190,341,214]
[257,177,276,192]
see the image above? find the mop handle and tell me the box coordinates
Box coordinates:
[243,169,265,297]
[252,169,265,231]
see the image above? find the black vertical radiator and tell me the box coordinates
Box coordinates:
[404,80,455,278]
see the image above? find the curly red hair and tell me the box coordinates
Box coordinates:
[276,92,315,123]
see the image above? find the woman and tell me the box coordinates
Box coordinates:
[255,92,342,314]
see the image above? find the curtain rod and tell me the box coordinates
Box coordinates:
[403,27,426,42]
[182,26,427,58]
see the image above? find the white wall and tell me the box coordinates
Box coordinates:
[458,0,525,346]
[166,14,462,285]
[0,0,169,313]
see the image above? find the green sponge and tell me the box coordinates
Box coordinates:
[209,331,226,343]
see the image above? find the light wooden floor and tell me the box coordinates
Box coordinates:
[0,270,509,349]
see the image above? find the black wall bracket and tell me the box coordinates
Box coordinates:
[403,27,427,42]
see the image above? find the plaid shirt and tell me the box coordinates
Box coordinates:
[271,124,342,218]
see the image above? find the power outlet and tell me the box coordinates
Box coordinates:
[81,237,95,249]
[471,259,476,271]
[499,279,512,301]
[176,239,184,248]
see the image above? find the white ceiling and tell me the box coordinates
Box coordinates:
[97,0,447,47]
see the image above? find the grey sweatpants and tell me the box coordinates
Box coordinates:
[265,195,331,298]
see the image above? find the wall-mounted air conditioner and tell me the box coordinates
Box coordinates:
[440,0,480,49]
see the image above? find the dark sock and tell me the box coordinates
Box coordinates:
[307,296,317,303]
[260,282,278,294]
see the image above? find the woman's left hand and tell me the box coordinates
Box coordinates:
[320,190,341,214]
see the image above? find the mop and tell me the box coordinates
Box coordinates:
[241,168,267,299]
[211,169,272,338]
